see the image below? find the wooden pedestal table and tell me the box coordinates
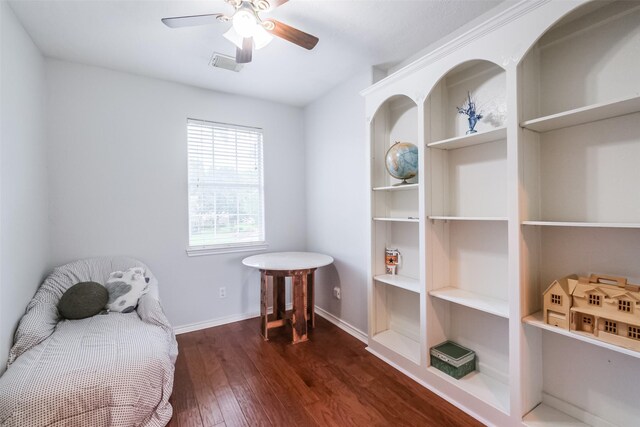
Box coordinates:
[242,252,334,344]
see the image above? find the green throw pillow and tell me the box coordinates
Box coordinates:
[58,282,109,320]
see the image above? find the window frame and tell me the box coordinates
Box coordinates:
[604,320,618,334]
[185,118,268,256]
[618,299,632,313]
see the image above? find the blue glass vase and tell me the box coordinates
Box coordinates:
[467,115,480,134]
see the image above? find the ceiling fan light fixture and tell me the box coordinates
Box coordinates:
[253,25,273,50]
[232,8,258,38]
[223,27,245,49]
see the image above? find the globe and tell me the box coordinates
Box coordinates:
[385,141,418,185]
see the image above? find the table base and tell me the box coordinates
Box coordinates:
[260,268,315,344]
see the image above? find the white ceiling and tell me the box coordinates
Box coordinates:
[9,0,505,106]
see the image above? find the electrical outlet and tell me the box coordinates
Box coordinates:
[333,287,341,300]
[219,287,226,298]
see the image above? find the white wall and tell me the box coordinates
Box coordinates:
[303,70,375,334]
[0,1,49,372]
[45,59,306,329]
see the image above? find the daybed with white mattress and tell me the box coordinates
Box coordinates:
[0,257,178,427]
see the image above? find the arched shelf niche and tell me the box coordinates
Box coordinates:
[368,93,421,366]
[423,59,511,415]
[424,59,507,145]
[370,94,419,188]
[518,2,640,426]
[424,59,508,218]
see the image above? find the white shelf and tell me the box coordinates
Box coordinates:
[427,126,507,150]
[429,287,509,318]
[427,367,509,414]
[373,183,419,191]
[372,217,419,223]
[429,216,508,222]
[374,274,421,294]
[523,311,640,360]
[521,95,640,133]
[522,221,640,229]
[372,329,420,364]
[523,404,588,427]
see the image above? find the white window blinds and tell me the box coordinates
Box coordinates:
[187,118,265,249]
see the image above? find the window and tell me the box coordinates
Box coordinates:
[187,119,265,253]
[589,294,601,306]
[629,326,640,340]
[604,320,617,334]
[583,317,592,325]
[618,300,632,313]
[551,294,562,305]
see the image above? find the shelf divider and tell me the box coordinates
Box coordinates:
[522,221,640,229]
[427,367,510,415]
[373,183,419,191]
[373,217,419,223]
[372,329,420,364]
[430,216,508,222]
[520,95,640,133]
[374,274,421,294]
[427,126,507,150]
[523,311,640,360]
[429,287,509,318]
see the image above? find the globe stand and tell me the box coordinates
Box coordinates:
[393,179,411,186]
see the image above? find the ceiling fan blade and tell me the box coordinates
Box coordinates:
[161,14,224,28]
[236,38,253,63]
[265,0,289,11]
[265,20,318,50]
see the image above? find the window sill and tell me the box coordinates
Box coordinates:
[186,243,269,257]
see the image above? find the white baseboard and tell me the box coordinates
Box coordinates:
[175,305,368,344]
[314,306,368,344]
[173,311,260,335]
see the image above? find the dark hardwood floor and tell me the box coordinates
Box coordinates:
[167,316,483,427]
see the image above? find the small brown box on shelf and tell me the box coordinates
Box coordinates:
[543,273,640,351]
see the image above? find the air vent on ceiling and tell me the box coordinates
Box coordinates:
[209,53,243,72]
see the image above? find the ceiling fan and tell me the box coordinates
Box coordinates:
[161,0,319,64]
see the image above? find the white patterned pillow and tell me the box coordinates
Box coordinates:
[105,267,150,313]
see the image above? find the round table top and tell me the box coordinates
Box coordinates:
[242,252,334,271]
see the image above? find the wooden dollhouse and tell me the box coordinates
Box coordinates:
[543,274,640,351]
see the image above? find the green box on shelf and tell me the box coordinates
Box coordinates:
[430,341,476,379]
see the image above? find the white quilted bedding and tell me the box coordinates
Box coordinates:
[0,257,178,427]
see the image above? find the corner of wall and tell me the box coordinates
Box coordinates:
[0,0,50,374]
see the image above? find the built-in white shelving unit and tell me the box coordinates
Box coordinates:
[363,1,640,425]
[518,2,640,426]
